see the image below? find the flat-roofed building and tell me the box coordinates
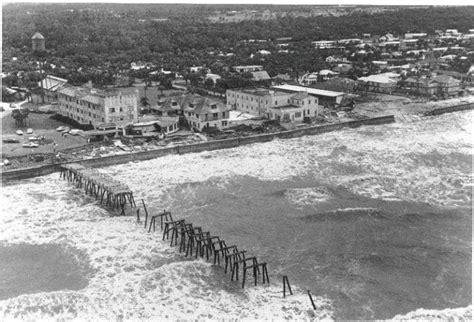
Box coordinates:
[272,84,345,108]
[226,87,320,119]
[57,85,138,127]
[312,40,336,49]
[232,65,263,73]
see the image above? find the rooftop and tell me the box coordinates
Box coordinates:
[272,84,345,98]
[32,32,45,40]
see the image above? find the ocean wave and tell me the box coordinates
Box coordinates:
[391,305,472,321]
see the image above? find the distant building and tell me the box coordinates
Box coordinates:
[232,65,264,73]
[372,60,389,71]
[57,85,138,127]
[190,66,206,73]
[257,49,271,55]
[404,33,428,39]
[251,70,271,82]
[312,40,336,49]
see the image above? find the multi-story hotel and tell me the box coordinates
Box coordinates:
[57,85,138,127]
[226,87,320,121]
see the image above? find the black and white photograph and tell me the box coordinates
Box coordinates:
[1,0,472,320]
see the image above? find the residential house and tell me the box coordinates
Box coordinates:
[403,77,439,96]
[357,73,400,94]
[300,72,319,85]
[205,73,222,84]
[182,94,230,131]
[432,75,461,96]
[190,66,206,73]
[319,69,339,81]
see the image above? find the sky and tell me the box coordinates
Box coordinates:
[1,0,474,6]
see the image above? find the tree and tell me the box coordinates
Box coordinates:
[12,108,29,126]
[140,96,149,107]
[204,78,215,88]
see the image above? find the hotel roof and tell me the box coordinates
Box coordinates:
[272,84,345,98]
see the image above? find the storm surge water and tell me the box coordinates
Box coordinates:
[0,111,472,320]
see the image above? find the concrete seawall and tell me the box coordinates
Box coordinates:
[424,103,474,116]
[0,114,399,182]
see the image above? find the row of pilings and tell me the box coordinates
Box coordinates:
[138,200,270,289]
[60,163,136,215]
[60,166,313,305]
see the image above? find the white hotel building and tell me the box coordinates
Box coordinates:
[57,85,138,127]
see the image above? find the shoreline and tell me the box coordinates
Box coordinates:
[1,102,473,183]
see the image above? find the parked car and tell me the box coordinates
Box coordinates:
[27,128,33,134]
[56,126,65,132]
[22,142,39,148]
[68,129,82,136]
[16,130,23,135]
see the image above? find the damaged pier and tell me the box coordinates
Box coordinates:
[60,163,136,215]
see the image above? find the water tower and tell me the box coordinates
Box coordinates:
[32,32,46,103]
[32,32,45,52]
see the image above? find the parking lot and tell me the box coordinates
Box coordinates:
[1,105,88,158]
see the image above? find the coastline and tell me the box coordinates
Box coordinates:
[1,102,473,183]
[1,115,395,182]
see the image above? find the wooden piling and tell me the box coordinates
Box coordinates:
[307,290,317,310]
[283,275,292,297]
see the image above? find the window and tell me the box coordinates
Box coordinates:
[120,107,123,112]
[295,112,302,118]
[213,113,218,118]
[211,104,217,109]
[222,121,228,126]
[275,101,277,105]
[222,112,226,117]
[110,108,115,113]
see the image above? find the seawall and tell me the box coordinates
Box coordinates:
[0,114,397,182]
[424,103,474,116]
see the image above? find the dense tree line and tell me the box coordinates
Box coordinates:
[2,4,474,88]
